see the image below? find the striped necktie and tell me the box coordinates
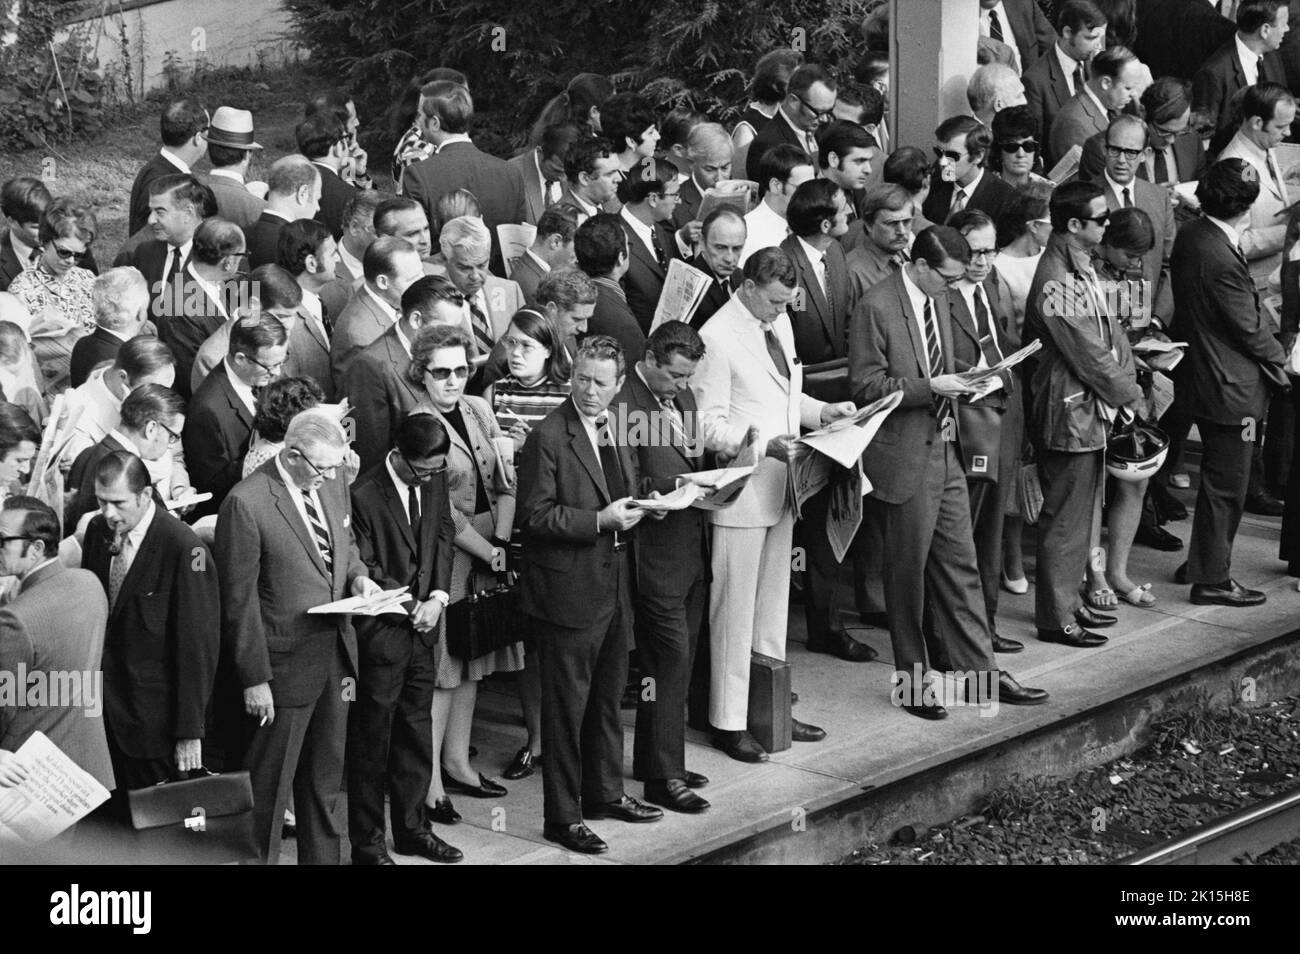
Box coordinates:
[924,298,953,430]
[988,8,1004,42]
[108,535,132,611]
[467,297,494,355]
[302,491,333,573]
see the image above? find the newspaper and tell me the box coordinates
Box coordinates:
[678,465,755,511]
[309,586,412,616]
[27,394,82,524]
[956,339,1042,387]
[695,179,758,222]
[826,463,865,564]
[497,224,538,279]
[1048,144,1082,184]
[650,259,713,331]
[0,731,111,844]
[1132,338,1186,372]
[786,390,906,518]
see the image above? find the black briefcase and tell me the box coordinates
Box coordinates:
[748,653,792,753]
[127,770,257,864]
[957,401,1003,484]
[446,583,524,660]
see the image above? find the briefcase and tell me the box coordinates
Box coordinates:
[446,583,524,660]
[127,770,257,864]
[956,402,1002,484]
[748,653,792,753]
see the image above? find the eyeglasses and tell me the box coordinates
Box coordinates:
[968,248,996,261]
[1104,144,1145,161]
[425,365,470,382]
[0,535,32,544]
[48,244,79,261]
[402,454,445,481]
[1150,121,1190,140]
[153,419,182,446]
[292,448,338,480]
[933,147,964,163]
[795,92,838,121]
[658,190,682,202]
[1079,210,1112,225]
[239,353,284,375]
[997,139,1039,154]
[501,335,542,355]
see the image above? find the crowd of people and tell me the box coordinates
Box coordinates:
[1,0,1298,864]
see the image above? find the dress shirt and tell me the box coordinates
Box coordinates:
[620,206,658,259]
[567,191,599,219]
[956,280,1006,370]
[796,236,828,295]
[534,150,562,205]
[741,199,790,265]
[393,321,413,357]
[222,357,258,416]
[337,242,364,279]
[573,397,606,462]
[1236,34,1261,87]
[952,168,984,213]
[383,453,450,605]
[1103,170,1137,208]
[435,134,473,153]
[209,168,245,184]
[8,231,35,272]
[901,266,939,375]
[115,500,157,577]
[1207,214,1242,249]
[1055,44,1084,96]
[263,208,293,223]
[362,283,400,327]
[1144,142,1179,184]
[523,248,552,275]
[778,105,817,155]
[164,239,194,281]
[1082,84,1109,121]
[187,263,228,320]
[159,148,190,174]
[274,454,331,560]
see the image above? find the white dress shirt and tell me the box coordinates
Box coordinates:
[1236,33,1261,87]
[222,357,258,416]
[299,287,329,342]
[337,242,364,280]
[534,150,562,205]
[796,236,828,296]
[435,133,473,153]
[523,247,552,275]
[741,199,789,266]
[620,206,659,260]
[159,148,190,174]
[362,283,399,326]
[186,263,228,320]
[952,168,984,213]
[901,266,939,374]
[572,397,606,463]
[383,453,450,604]
[779,105,818,155]
[114,500,158,578]
[1208,214,1242,248]
[1103,170,1137,207]
[164,239,194,282]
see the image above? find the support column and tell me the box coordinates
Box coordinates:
[891,0,980,152]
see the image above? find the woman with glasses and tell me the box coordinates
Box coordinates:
[8,200,99,395]
[243,376,326,477]
[405,324,518,823]
[990,106,1052,193]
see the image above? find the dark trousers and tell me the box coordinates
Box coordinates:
[346,623,437,860]
[1249,390,1294,498]
[968,477,1006,629]
[633,573,706,782]
[799,483,873,643]
[1035,449,1100,630]
[1189,419,1256,585]
[874,439,995,675]
[244,645,349,865]
[535,554,631,825]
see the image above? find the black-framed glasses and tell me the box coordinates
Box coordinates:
[153,419,182,446]
[968,248,997,261]
[0,534,32,544]
[1150,121,1190,140]
[1104,144,1145,161]
[425,365,470,382]
[239,352,284,375]
[291,447,338,480]
[401,453,445,481]
[933,146,964,163]
[795,91,838,121]
[997,138,1039,154]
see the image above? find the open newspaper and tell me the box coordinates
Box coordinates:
[0,731,111,844]
[650,259,712,331]
[497,223,538,279]
[956,339,1042,387]
[309,586,412,616]
[1131,338,1186,372]
[1048,144,1082,184]
[695,179,758,222]
[672,425,761,511]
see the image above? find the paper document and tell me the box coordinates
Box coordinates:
[695,180,758,222]
[630,484,704,512]
[826,465,864,564]
[498,224,538,279]
[650,259,713,331]
[677,465,755,511]
[1047,145,1081,184]
[0,731,111,844]
[165,491,212,511]
[317,398,351,421]
[798,390,905,468]
[956,339,1042,386]
[308,587,412,616]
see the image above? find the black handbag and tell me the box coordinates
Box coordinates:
[126,770,257,864]
[957,401,1003,484]
[446,583,524,660]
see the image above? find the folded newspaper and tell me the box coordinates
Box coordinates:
[309,586,412,616]
[650,259,713,330]
[955,338,1042,387]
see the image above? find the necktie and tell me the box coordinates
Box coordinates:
[972,287,1005,364]
[764,325,790,379]
[302,491,334,574]
[924,298,954,431]
[988,8,1004,42]
[805,131,818,156]
[889,254,903,271]
[320,301,333,339]
[661,396,688,447]
[108,534,132,611]
[1122,186,1133,208]
[1267,153,1284,196]
[650,228,668,271]
[950,187,967,218]
[408,483,421,530]
[595,417,627,500]
[467,297,494,355]
[163,246,184,300]
[1073,62,1086,95]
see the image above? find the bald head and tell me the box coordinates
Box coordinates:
[686,122,734,189]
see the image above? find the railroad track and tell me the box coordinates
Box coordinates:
[1120,786,1300,865]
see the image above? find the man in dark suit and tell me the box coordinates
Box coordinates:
[244,156,322,269]
[128,98,208,236]
[688,209,746,330]
[401,80,528,275]
[70,267,151,388]
[508,207,578,303]
[1194,0,1290,150]
[183,314,287,519]
[82,451,218,789]
[1048,45,1143,169]
[745,64,838,182]
[348,413,461,864]
[297,113,357,241]
[618,158,683,332]
[1175,159,1288,606]
[577,213,646,362]
[781,180,854,393]
[1023,0,1108,158]
[0,176,51,292]
[508,123,580,226]
[608,323,711,814]
[126,174,208,321]
[816,120,878,226]
[981,0,1057,76]
[216,409,380,865]
[849,227,1047,717]
[923,117,1019,227]
[555,137,625,225]
[1134,0,1235,81]
[517,335,662,854]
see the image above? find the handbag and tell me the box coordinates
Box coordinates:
[956,401,1003,484]
[126,770,257,864]
[446,582,524,660]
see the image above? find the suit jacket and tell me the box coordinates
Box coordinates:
[350,462,455,652]
[1193,38,1288,144]
[687,256,741,329]
[588,277,647,362]
[0,226,27,292]
[401,141,528,275]
[507,148,548,226]
[286,304,335,400]
[205,173,267,229]
[343,324,423,474]
[507,250,548,302]
[516,396,639,629]
[948,281,1016,411]
[1048,89,1111,169]
[129,239,189,316]
[1079,127,1207,187]
[330,285,396,389]
[183,361,255,518]
[1024,44,1078,162]
[745,108,813,182]
[1172,217,1287,425]
[82,508,220,760]
[244,211,289,269]
[1217,131,1290,288]
[1002,0,1057,73]
[1099,176,1176,324]
[161,271,231,398]
[65,432,165,530]
[923,170,1020,227]
[421,266,525,344]
[312,162,357,241]
[780,235,853,369]
[693,297,826,527]
[214,461,367,706]
[672,175,705,231]
[0,561,114,790]
[621,216,681,333]
[1134,0,1235,81]
[319,273,360,325]
[129,152,183,236]
[70,326,124,389]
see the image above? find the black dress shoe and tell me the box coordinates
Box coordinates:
[712,729,769,763]
[443,771,507,798]
[503,746,538,780]
[1190,579,1267,607]
[582,794,664,824]
[644,779,711,813]
[1135,523,1183,551]
[901,701,948,720]
[991,633,1024,653]
[1245,493,1285,516]
[543,822,608,854]
[425,797,461,825]
[1074,605,1117,628]
[1038,625,1108,648]
[352,848,397,865]
[393,830,463,863]
[1174,561,1188,584]
[791,718,827,742]
[807,629,878,662]
[682,770,709,789]
[997,671,1050,705]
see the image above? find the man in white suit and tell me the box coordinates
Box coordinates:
[692,247,857,762]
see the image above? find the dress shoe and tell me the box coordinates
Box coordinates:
[1135,523,1183,551]
[791,718,827,742]
[503,746,538,780]
[644,779,711,814]
[682,770,709,789]
[393,830,463,864]
[425,797,461,825]
[901,701,948,720]
[442,771,507,798]
[712,729,769,763]
[1190,579,1266,607]
[352,848,397,865]
[807,629,878,662]
[1174,561,1188,584]
[1245,493,1285,517]
[543,822,608,854]
[1169,473,1190,489]
[996,672,1050,706]
[1038,625,1108,648]
[1074,605,1116,628]
[1000,571,1029,595]
[991,633,1024,653]
[582,794,664,824]
[858,610,890,628]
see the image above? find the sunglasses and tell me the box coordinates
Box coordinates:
[402,453,445,481]
[49,244,79,261]
[1079,210,1112,225]
[997,139,1039,154]
[425,365,470,382]
[933,147,964,163]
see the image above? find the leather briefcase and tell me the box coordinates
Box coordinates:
[748,653,792,753]
[446,583,523,660]
[956,401,1003,484]
[127,770,257,864]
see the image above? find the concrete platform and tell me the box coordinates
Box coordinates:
[276,477,1300,865]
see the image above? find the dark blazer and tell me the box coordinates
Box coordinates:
[923,169,1020,227]
[948,282,1016,410]
[745,108,812,182]
[70,327,124,389]
[1079,127,1206,187]
[343,324,423,474]
[621,216,681,333]
[83,508,220,760]
[182,362,254,518]
[128,152,183,236]
[214,460,367,705]
[1023,45,1077,161]
[507,148,548,225]
[157,269,232,399]
[312,162,357,241]
[517,397,639,629]
[1048,89,1111,169]
[1134,0,1234,81]
[0,227,26,291]
[401,141,529,275]
[1193,38,1288,145]
[1002,0,1058,72]
[244,211,289,269]
[687,256,740,329]
[507,250,548,302]
[330,284,395,389]
[1172,217,1287,426]
[128,239,188,308]
[780,235,853,367]
[672,176,704,231]
[65,433,166,531]
[588,277,647,362]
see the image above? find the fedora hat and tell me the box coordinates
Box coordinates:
[207,106,263,150]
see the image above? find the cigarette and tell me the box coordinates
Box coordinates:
[259,715,268,727]
[498,407,529,425]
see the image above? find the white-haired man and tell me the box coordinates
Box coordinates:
[967,63,1028,128]
[70,267,151,389]
[434,215,525,356]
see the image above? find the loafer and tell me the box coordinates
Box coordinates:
[503,746,538,781]
[1038,625,1108,648]
[393,830,463,863]
[711,729,769,763]
[352,848,397,865]
[1074,605,1116,628]
[425,797,461,826]
[682,770,709,789]
[807,629,877,662]
[901,701,948,720]
[991,633,1024,653]
[582,794,664,824]
[1190,579,1267,607]
[1135,523,1183,551]
[791,718,827,742]
[996,671,1050,706]
[1245,493,1285,517]
[442,771,507,798]
[644,779,711,814]
[543,822,608,854]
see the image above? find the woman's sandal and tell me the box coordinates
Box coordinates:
[1117,583,1157,607]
